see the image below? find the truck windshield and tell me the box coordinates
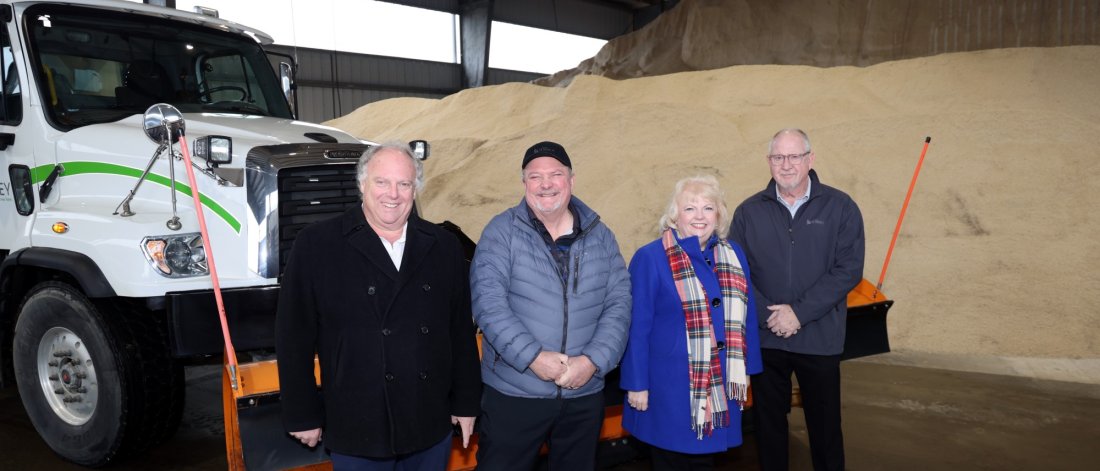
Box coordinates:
[25,4,293,130]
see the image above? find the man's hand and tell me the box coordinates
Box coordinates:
[767,304,802,338]
[530,351,569,381]
[626,390,649,411]
[451,415,476,448]
[555,355,597,390]
[289,428,322,447]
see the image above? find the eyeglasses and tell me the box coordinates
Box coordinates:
[767,151,811,166]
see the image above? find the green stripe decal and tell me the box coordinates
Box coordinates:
[31,162,242,233]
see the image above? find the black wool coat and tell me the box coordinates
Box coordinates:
[276,207,481,458]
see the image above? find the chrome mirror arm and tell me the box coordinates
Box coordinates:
[113,143,168,217]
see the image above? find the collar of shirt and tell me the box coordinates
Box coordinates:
[527,203,581,283]
[526,203,581,248]
[377,222,408,270]
[776,179,812,218]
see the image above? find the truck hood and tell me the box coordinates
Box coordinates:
[53,114,368,177]
[180,113,363,147]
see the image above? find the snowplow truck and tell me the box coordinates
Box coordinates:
[0,1,398,466]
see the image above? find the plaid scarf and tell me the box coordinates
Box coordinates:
[662,228,749,439]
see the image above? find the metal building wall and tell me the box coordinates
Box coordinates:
[267,44,546,125]
[260,0,642,125]
[487,68,545,85]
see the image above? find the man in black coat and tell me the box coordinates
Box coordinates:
[276,142,481,470]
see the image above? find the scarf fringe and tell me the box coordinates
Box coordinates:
[693,411,731,439]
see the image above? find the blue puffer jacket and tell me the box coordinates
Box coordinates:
[471,197,632,399]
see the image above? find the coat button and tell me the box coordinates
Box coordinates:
[422,284,431,291]
[420,326,429,334]
[419,371,428,380]
[711,298,721,307]
[367,286,376,295]
[385,373,395,381]
[382,328,391,336]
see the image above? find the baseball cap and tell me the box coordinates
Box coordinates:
[522,141,572,169]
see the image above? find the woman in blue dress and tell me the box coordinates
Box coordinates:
[621,175,762,470]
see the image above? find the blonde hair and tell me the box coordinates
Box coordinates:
[657,175,730,239]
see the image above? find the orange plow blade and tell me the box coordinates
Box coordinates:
[842,278,894,360]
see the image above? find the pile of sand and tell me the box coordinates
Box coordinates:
[537,0,1100,86]
[326,46,1100,360]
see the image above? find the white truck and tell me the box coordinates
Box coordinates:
[0,1,397,466]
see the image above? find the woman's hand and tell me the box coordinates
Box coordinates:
[627,390,649,411]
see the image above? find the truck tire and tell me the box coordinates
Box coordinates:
[12,281,184,467]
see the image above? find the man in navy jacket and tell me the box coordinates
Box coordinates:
[729,129,864,471]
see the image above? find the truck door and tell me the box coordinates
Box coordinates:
[0,16,36,253]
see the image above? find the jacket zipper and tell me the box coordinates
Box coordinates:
[518,210,602,397]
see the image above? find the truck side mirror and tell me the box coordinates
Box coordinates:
[279,62,296,119]
[142,103,185,144]
[410,140,430,161]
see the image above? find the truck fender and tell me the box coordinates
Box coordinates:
[0,247,116,299]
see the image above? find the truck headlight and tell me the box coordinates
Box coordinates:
[192,136,232,166]
[141,233,209,278]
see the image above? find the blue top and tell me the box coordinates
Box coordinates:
[620,233,762,454]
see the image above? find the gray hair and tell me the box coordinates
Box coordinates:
[657,175,730,239]
[356,141,425,195]
[768,128,812,154]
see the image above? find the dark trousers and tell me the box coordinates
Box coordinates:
[753,348,844,471]
[475,385,605,471]
[330,433,451,471]
[649,446,716,471]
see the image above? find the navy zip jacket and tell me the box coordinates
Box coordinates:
[729,170,865,355]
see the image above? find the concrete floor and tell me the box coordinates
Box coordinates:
[2,358,1098,470]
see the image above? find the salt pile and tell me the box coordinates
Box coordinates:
[327,46,1100,360]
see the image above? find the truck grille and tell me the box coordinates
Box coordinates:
[276,165,359,275]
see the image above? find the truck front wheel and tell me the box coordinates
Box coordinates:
[12,281,183,467]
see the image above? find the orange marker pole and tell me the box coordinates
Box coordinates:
[176,134,240,390]
[877,136,932,291]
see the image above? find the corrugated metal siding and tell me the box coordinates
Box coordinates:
[377,0,460,13]
[294,49,335,83]
[295,86,339,124]
[335,88,447,119]
[260,0,637,125]
[487,68,546,85]
[266,45,479,124]
[334,53,462,93]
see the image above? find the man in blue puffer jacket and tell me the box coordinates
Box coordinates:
[471,141,631,471]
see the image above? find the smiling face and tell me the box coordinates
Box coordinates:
[360,149,416,233]
[523,156,574,216]
[674,189,719,243]
[768,131,816,196]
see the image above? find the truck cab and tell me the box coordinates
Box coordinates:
[0,1,378,466]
